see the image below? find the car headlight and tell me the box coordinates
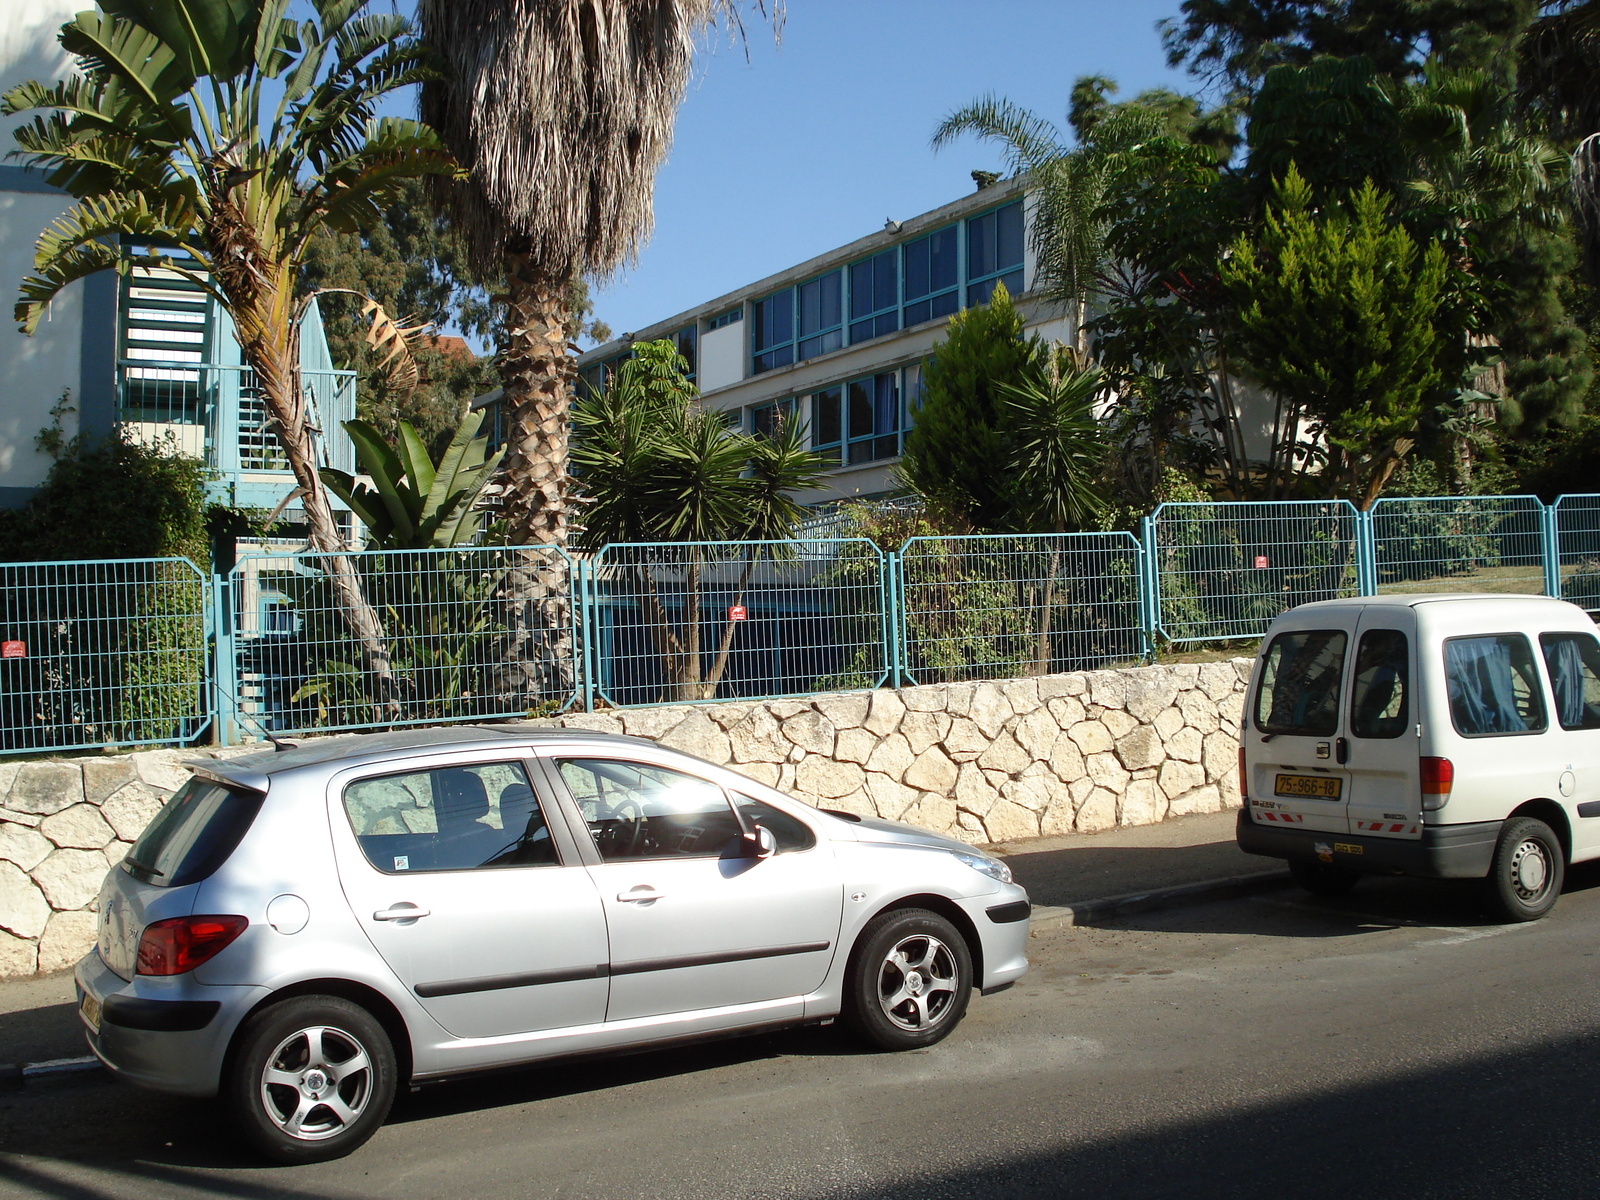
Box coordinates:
[952,851,1012,885]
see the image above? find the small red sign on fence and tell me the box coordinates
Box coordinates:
[2,640,25,659]
[728,605,748,622]
[1253,555,1269,569]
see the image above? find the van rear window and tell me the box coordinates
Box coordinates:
[1444,634,1547,737]
[1539,633,1600,731]
[124,777,264,888]
[1254,630,1347,737]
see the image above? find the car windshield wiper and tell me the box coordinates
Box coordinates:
[121,853,165,878]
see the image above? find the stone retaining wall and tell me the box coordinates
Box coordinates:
[0,659,1249,979]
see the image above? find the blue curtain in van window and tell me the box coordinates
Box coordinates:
[1445,638,1526,735]
[1547,637,1588,729]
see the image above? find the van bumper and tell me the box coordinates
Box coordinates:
[1236,810,1501,879]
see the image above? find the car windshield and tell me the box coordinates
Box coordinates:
[125,777,264,887]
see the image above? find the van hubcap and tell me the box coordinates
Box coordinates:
[259,1025,373,1142]
[1511,840,1550,900]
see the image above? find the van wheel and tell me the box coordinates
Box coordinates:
[226,995,396,1164]
[1485,817,1564,923]
[1289,860,1360,897]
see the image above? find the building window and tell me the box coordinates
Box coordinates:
[752,290,794,373]
[796,270,843,361]
[849,249,899,344]
[708,307,742,330]
[810,385,843,466]
[671,324,697,379]
[966,201,1024,307]
[846,372,902,465]
[750,398,795,440]
[902,225,959,328]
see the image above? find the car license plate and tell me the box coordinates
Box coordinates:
[79,992,102,1034]
[1275,773,1343,800]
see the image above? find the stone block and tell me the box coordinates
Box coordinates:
[793,757,866,800]
[1118,777,1165,827]
[131,751,191,794]
[0,929,38,980]
[1086,753,1130,794]
[863,690,906,737]
[0,762,20,803]
[7,763,85,817]
[1203,731,1239,783]
[900,710,950,756]
[865,773,918,820]
[82,759,138,806]
[704,704,754,730]
[1178,689,1220,736]
[1047,696,1086,727]
[1037,674,1081,701]
[1048,733,1086,782]
[984,800,1039,842]
[901,685,948,713]
[1165,727,1204,764]
[0,822,54,872]
[40,806,116,851]
[728,710,789,763]
[1068,776,1095,805]
[823,791,875,819]
[1101,709,1138,740]
[1159,759,1206,800]
[619,708,686,740]
[558,713,626,735]
[944,684,973,717]
[954,811,988,844]
[1200,661,1241,701]
[1000,773,1056,813]
[1040,801,1076,837]
[766,700,810,720]
[834,727,879,766]
[657,711,732,764]
[999,678,1042,716]
[1075,787,1117,833]
[954,762,999,815]
[977,731,1030,776]
[814,694,871,730]
[1114,725,1163,772]
[967,683,1013,738]
[781,711,837,757]
[1067,721,1113,755]
[982,768,1010,792]
[1123,668,1179,723]
[732,761,780,789]
[1170,663,1201,689]
[908,794,957,834]
[1088,671,1127,710]
[777,763,797,791]
[1170,783,1224,816]
[941,717,989,761]
[1013,706,1059,758]
[865,733,915,780]
[37,909,97,974]
[31,849,109,912]
[0,809,42,828]
[1153,705,1186,742]
[0,862,54,939]
[99,783,167,843]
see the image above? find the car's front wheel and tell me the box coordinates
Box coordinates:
[844,908,972,1051]
[226,995,397,1164]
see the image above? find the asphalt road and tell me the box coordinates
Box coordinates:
[6,867,1600,1200]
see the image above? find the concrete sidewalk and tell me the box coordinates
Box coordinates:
[0,808,1284,1081]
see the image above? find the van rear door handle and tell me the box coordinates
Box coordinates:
[1335,737,1349,765]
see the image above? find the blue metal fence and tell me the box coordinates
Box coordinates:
[8,492,1600,756]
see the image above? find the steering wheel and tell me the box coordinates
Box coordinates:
[593,797,648,857]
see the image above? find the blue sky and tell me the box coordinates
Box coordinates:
[584,0,1199,346]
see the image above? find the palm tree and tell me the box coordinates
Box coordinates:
[4,0,456,692]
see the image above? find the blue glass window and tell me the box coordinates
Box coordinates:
[902,226,959,327]
[966,201,1025,307]
[708,307,742,330]
[797,271,843,361]
[849,249,900,344]
[847,372,901,465]
[751,398,795,440]
[810,385,843,466]
[752,291,794,373]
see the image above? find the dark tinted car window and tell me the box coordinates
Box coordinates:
[125,778,264,888]
[1445,634,1547,736]
[1350,629,1409,739]
[1254,630,1347,737]
[1540,632,1600,731]
[734,795,817,853]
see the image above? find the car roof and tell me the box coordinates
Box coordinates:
[196,725,657,792]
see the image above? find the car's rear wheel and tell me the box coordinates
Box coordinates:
[1289,859,1360,897]
[844,908,972,1051]
[226,995,396,1164]
[1485,816,1564,923]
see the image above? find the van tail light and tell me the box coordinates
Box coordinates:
[1420,757,1454,812]
[136,915,248,976]
[1238,746,1249,803]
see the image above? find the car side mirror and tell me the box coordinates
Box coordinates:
[741,823,777,859]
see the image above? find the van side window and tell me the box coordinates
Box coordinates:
[1538,632,1600,731]
[1444,635,1547,737]
[1350,629,1408,739]
[1254,630,1347,737]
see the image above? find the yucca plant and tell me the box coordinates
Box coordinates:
[3,0,458,693]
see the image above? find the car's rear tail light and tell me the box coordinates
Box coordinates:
[136,915,248,976]
[1238,746,1249,803]
[1420,757,1454,811]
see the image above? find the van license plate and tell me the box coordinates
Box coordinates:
[1275,774,1343,800]
[79,992,102,1034]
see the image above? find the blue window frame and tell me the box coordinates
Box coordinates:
[849,249,899,344]
[966,201,1025,307]
[902,225,959,327]
[797,271,843,360]
[750,398,795,440]
[708,307,742,331]
[846,372,902,465]
[752,290,794,373]
[809,385,844,466]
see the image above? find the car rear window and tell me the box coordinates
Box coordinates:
[1254,629,1347,737]
[124,777,264,888]
[1445,634,1547,737]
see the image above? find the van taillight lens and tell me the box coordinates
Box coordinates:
[136,915,248,976]
[1420,757,1454,811]
[1238,746,1249,802]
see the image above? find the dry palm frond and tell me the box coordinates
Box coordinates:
[359,298,430,395]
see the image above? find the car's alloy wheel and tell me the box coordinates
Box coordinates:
[228,995,396,1163]
[845,908,972,1051]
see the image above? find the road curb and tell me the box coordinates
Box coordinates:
[1029,868,1294,929]
[0,1055,104,1091]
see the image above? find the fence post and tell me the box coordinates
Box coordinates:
[576,556,596,713]
[883,549,904,688]
[1542,501,1562,598]
[212,572,238,746]
[1139,515,1160,646]
[1356,507,1378,597]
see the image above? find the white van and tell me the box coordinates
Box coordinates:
[1236,594,1600,921]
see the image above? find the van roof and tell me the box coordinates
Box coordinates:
[1290,593,1577,612]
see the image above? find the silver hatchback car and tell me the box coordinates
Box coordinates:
[75,726,1031,1162]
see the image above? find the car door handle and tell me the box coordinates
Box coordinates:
[617,887,662,903]
[373,905,430,921]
